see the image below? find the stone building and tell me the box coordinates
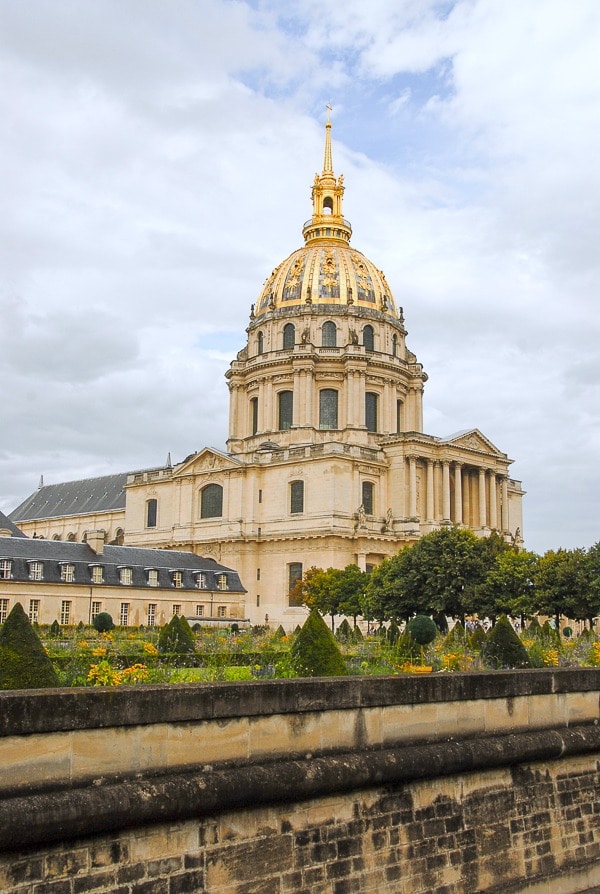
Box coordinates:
[10,117,523,629]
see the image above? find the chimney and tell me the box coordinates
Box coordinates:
[86,530,106,555]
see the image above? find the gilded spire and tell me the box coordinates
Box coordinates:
[302,109,352,246]
[323,103,333,174]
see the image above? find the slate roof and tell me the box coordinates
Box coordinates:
[9,471,144,522]
[0,538,246,594]
[0,511,27,537]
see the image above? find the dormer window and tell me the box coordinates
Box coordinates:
[28,561,43,581]
[147,569,159,587]
[217,573,228,591]
[119,567,133,586]
[60,563,75,583]
[171,571,183,589]
[90,565,104,584]
[196,573,207,589]
[0,560,12,580]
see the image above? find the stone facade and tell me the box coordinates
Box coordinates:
[1,671,600,893]
[10,116,524,629]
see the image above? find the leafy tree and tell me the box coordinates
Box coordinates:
[407,615,438,646]
[290,609,348,677]
[366,527,485,622]
[476,549,538,625]
[293,566,342,630]
[0,602,59,689]
[535,548,589,628]
[335,565,368,627]
[482,614,531,668]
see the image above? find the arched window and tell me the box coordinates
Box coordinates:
[146,498,157,528]
[365,392,378,433]
[201,484,223,519]
[113,528,125,546]
[319,389,338,429]
[283,323,295,349]
[322,321,337,347]
[363,325,374,352]
[391,333,397,357]
[257,331,264,355]
[362,481,374,516]
[396,400,403,434]
[278,390,293,430]
[250,396,258,435]
[290,480,304,514]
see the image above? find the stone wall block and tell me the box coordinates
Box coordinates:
[166,718,250,767]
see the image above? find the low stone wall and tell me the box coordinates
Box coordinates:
[2,670,600,893]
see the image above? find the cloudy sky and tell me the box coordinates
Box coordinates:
[1,0,598,554]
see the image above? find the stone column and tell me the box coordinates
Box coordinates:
[479,469,488,529]
[346,371,355,427]
[293,370,302,426]
[454,462,463,524]
[408,456,418,519]
[489,472,497,530]
[501,477,509,532]
[442,461,451,521]
[426,460,435,522]
[265,379,274,431]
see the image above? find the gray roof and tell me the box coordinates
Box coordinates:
[10,471,140,522]
[0,511,27,538]
[0,538,246,594]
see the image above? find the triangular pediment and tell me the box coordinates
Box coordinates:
[441,429,506,458]
[173,447,241,477]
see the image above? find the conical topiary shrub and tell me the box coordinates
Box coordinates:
[527,617,543,638]
[335,618,353,642]
[0,602,59,689]
[291,609,348,677]
[482,615,531,669]
[158,614,196,654]
[469,624,487,652]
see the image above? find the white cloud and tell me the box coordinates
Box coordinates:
[0,0,598,554]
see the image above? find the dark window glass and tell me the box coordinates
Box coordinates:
[201,484,223,518]
[250,397,258,435]
[283,323,295,349]
[146,499,157,528]
[392,334,397,356]
[319,389,338,429]
[365,392,378,432]
[257,331,264,355]
[288,562,304,606]
[278,390,293,430]
[322,321,337,346]
[362,482,374,515]
[396,400,403,433]
[363,325,374,351]
[290,480,304,514]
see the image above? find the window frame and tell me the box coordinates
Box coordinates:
[60,600,72,626]
[0,560,12,580]
[290,480,304,514]
[288,562,304,606]
[282,322,295,350]
[146,498,158,528]
[278,389,293,431]
[28,560,43,581]
[363,324,374,352]
[319,388,338,429]
[322,321,337,347]
[201,483,223,519]
[365,392,379,433]
[362,481,374,516]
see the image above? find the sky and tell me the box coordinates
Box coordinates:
[1,0,599,554]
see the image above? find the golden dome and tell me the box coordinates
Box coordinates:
[254,112,399,319]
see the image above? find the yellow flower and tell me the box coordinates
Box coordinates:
[92,647,107,657]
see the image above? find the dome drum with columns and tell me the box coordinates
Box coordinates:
[9,114,524,629]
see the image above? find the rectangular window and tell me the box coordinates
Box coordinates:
[365,392,378,432]
[196,573,207,589]
[250,397,258,435]
[91,601,102,620]
[257,568,261,581]
[146,498,158,528]
[362,481,374,515]
[119,567,132,586]
[172,604,181,616]
[396,400,403,434]
[148,569,159,587]
[278,390,293,430]
[29,561,43,581]
[120,602,130,626]
[147,603,157,626]
[290,480,304,514]
[288,562,303,606]
[172,571,183,589]
[217,605,227,618]
[195,604,204,617]
[319,389,338,429]
[0,560,12,580]
[60,563,75,583]
[217,574,228,591]
[60,600,72,625]
[91,566,104,584]
[0,599,8,623]
[28,599,40,624]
